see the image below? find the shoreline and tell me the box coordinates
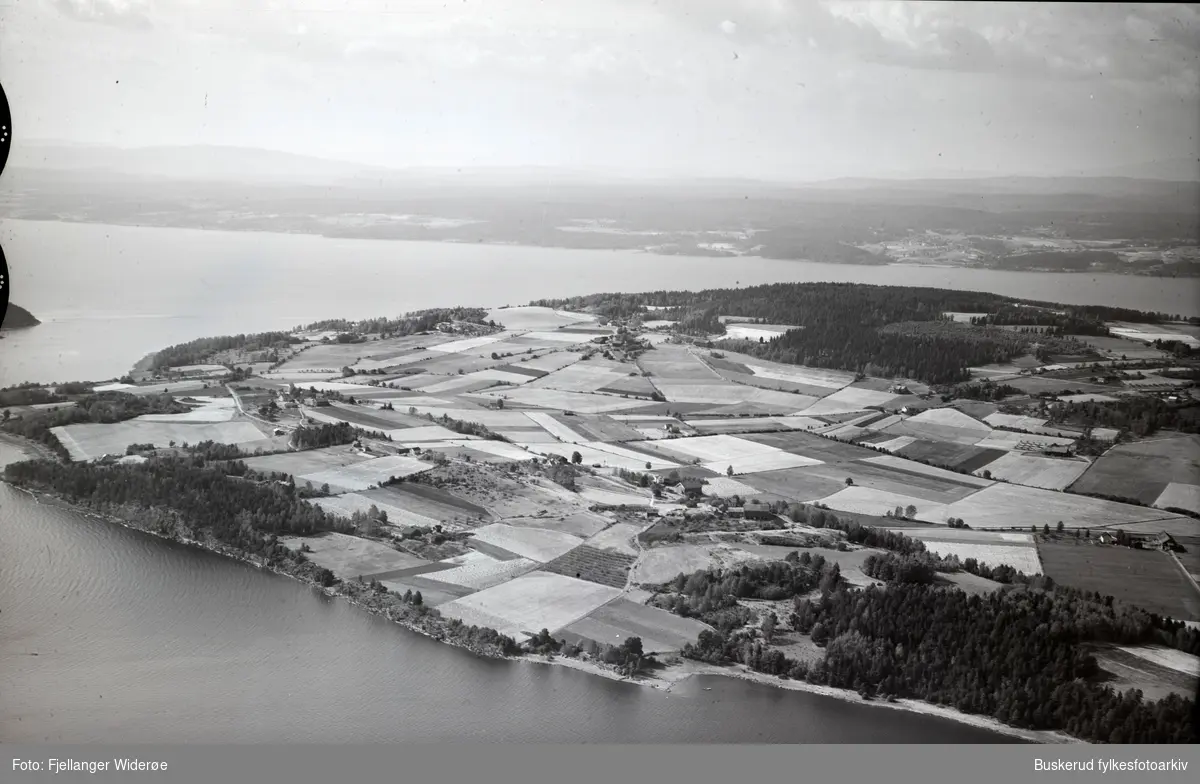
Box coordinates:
[5,216,1196,280]
[1,439,1076,744]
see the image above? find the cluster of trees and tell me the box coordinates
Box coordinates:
[427,413,509,442]
[290,422,387,450]
[0,381,95,407]
[151,331,295,370]
[1050,397,1200,436]
[4,456,350,548]
[941,381,1023,401]
[862,552,939,584]
[300,308,492,338]
[1,391,188,459]
[969,306,1114,335]
[789,503,931,556]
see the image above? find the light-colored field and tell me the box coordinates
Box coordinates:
[935,483,1172,529]
[920,542,1043,575]
[280,532,428,578]
[92,382,136,392]
[1116,646,1200,677]
[497,428,562,443]
[560,598,712,653]
[52,420,267,461]
[652,383,817,410]
[800,386,897,414]
[863,413,903,431]
[702,477,761,496]
[311,492,440,528]
[521,442,679,471]
[137,396,237,423]
[437,571,622,642]
[417,376,492,395]
[488,307,597,330]
[515,352,584,373]
[631,544,764,584]
[428,335,505,354]
[515,512,613,538]
[646,434,792,463]
[705,453,824,475]
[984,413,1047,430]
[298,455,434,492]
[242,447,369,476]
[1153,482,1200,515]
[579,487,655,507]
[520,331,594,344]
[584,523,645,555]
[872,436,918,453]
[860,455,995,488]
[972,452,1091,490]
[425,556,540,591]
[815,486,950,521]
[441,439,535,461]
[524,412,588,443]
[888,528,1035,545]
[909,407,992,432]
[972,431,1077,451]
[823,424,867,441]
[463,368,537,385]
[468,523,584,562]
[528,363,627,393]
[1058,393,1121,404]
[745,364,854,389]
[385,425,470,442]
[724,325,792,341]
[484,387,659,413]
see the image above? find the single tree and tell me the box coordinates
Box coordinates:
[571,450,583,465]
[905,504,917,519]
[1056,520,1065,533]
[726,465,734,477]
[761,612,777,644]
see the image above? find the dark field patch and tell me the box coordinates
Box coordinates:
[556,415,645,443]
[1006,376,1117,396]
[651,464,721,480]
[467,540,525,561]
[379,575,474,607]
[318,405,426,431]
[497,364,548,378]
[739,467,848,501]
[541,544,636,588]
[706,356,753,375]
[1037,540,1200,622]
[1068,436,1200,506]
[1093,647,1199,703]
[896,439,1006,472]
[360,562,458,581]
[740,430,877,463]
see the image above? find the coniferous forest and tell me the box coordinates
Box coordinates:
[532,283,1169,384]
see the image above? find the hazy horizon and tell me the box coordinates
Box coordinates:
[1,2,1197,181]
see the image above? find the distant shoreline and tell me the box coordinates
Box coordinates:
[0,435,1074,745]
[4,214,1196,278]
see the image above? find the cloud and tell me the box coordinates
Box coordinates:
[720,20,738,36]
[52,0,154,30]
[641,1,1198,93]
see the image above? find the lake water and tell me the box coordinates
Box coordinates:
[0,443,1014,743]
[2,218,1198,386]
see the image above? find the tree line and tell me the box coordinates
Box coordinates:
[1,391,188,459]
[300,307,492,337]
[150,331,296,370]
[1050,397,1200,436]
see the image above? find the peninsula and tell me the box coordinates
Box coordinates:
[3,282,1198,745]
[2,303,40,329]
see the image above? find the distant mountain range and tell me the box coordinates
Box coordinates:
[7,142,1198,189]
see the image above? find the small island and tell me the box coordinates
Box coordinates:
[2,303,41,329]
[2,283,1198,745]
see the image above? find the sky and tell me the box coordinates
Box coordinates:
[0,0,1197,180]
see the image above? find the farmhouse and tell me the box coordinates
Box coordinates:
[744,499,775,521]
[1040,444,1075,457]
[677,477,706,495]
[1131,532,1182,552]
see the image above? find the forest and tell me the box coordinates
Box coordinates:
[150,330,297,370]
[532,283,1167,384]
[0,381,92,407]
[301,307,492,337]
[1050,397,1200,436]
[0,391,188,459]
[289,421,388,450]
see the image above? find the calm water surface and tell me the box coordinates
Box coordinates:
[2,219,1197,385]
[0,443,1015,743]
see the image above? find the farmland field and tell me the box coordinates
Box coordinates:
[437,571,622,642]
[630,543,765,584]
[360,485,492,528]
[279,532,428,579]
[895,439,1007,472]
[313,403,430,430]
[935,483,1179,530]
[1153,483,1200,515]
[312,492,440,528]
[1070,435,1200,507]
[423,555,540,591]
[242,446,370,477]
[52,420,268,461]
[468,523,584,563]
[739,466,851,502]
[584,522,646,555]
[513,512,613,538]
[521,442,679,470]
[1037,540,1200,621]
[800,386,896,414]
[540,545,637,588]
[524,412,589,443]
[485,387,660,413]
[814,486,950,521]
[974,452,1091,490]
[739,430,877,462]
[553,415,645,443]
[917,541,1043,575]
[298,455,434,492]
[973,431,1077,451]
[1094,647,1200,703]
[742,363,854,390]
[558,598,712,653]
